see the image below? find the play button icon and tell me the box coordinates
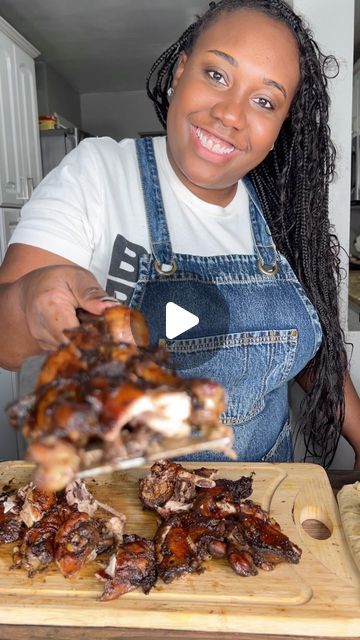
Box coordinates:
[166,302,199,339]
[141,277,230,371]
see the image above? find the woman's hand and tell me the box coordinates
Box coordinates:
[18,264,118,351]
[0,245,120,370]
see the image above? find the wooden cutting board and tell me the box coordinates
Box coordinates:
[0,460,359,636]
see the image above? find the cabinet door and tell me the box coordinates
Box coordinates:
[0,31,23,206]
[14,44,42,199]
[0,368,20,461]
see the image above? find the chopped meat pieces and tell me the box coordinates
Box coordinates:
[139,461,302,585]
[1,479,126,579]
[97,534,157,601]
[0,462,302,601]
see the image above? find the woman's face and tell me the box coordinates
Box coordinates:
[166,9,300,206]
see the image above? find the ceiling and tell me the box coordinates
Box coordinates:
[0,0,209,93]
[0,0,359,94]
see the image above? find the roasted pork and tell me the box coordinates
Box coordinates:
[8,306,233,490]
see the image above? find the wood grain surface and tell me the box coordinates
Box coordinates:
[0,461,359,638]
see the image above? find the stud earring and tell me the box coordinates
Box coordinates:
[270,144,274,151]
[167,87,174,99]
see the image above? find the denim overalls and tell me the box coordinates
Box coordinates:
[129,137,322,463]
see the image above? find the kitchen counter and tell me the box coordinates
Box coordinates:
[0,468,359,640]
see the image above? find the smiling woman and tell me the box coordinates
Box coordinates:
[0,0,359,470]
[165,9,300,203]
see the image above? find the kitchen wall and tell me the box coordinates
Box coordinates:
[80,89,162,140]
[36,60,82,128]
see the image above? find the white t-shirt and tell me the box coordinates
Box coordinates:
[10,136,254,301]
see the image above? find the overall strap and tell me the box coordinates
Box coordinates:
[135,137,176,275]
[242,174,278,276]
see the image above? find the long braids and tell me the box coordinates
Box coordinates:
[146,23,196,127]
[249,2,345,468]
[146,0,347,467]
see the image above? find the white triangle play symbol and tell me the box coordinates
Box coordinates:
[165,302,199,339]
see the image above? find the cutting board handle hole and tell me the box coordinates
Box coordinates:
[300,506,333,540]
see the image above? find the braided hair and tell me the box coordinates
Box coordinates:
[146,0,347,468]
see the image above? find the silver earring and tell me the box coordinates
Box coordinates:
[270,144,274,151]
[167,87,174,99]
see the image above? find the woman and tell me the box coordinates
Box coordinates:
[0,0,359,467]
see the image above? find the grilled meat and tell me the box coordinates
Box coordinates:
[139,459,219,517]
[55,511,101,577]
[191,477,254,519]
[0,481,57,545]
[139,461,302,585]
[17,483,56,528]
[238,499,302,566]
[7,306,232,491]
[0,488,24,544]
[154,512,220,582]
[96,534,157,601]
[12,510,63,576]
[0,462,302,601]
[2,478,126,579]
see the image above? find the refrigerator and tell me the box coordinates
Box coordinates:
[40,127,93,177]
[0,206,23,459]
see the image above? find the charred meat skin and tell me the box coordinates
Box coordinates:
[139,460,253,519]
[12,511,63,577]
[0,482,56,545]
[7,307,230,491]
[97,534,157,601]
[17,484,56,528]
[154,513,226,583]
[0,508,23,545]
[55,511,100,577]
[139,459,219,517]
[0,496,23,545]
[192,479,254,520]
[238,500,302,566]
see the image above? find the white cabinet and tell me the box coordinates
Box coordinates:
[0,18,41,207]
[0,30,22,206]
[0,18,41,460]
[14,43,42,201]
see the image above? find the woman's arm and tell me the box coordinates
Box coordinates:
[297,369,360,469]
[0,244,116,371]
[341,373,360,470]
